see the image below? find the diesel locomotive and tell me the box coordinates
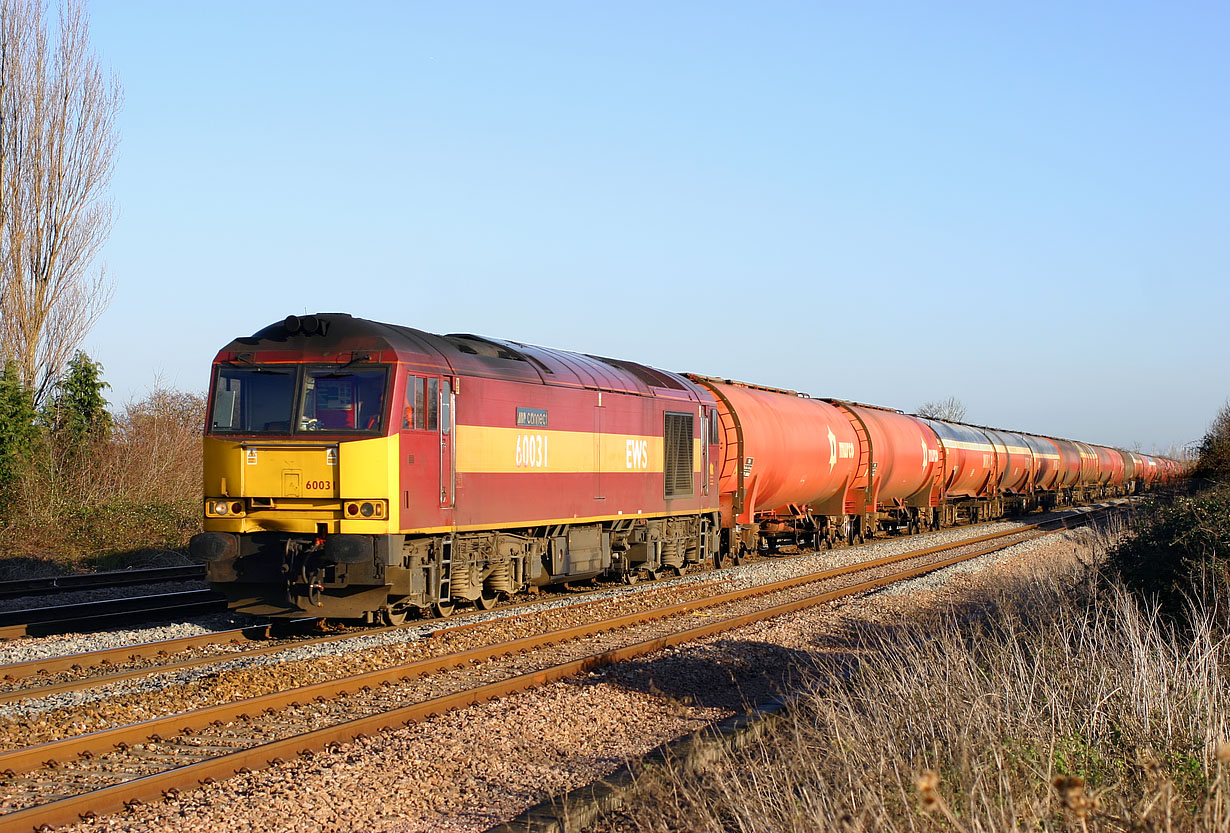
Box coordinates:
[190,314,1182,623]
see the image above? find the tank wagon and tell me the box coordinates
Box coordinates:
[192,314,1184,622]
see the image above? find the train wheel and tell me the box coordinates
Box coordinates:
[381,606,409,626]
[622,570,639,585]
[474,590,498,611]
[431,600,455,618]
[713,549,725,569]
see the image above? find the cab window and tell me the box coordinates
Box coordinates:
[210,367,296,433]
[299,368,387,432]
[403,376,439,431]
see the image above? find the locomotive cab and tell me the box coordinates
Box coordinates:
[191,316,423,621]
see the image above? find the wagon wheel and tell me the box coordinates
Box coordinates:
[431,599,454,618]
[713,549,725,569]
[474,589,498,611]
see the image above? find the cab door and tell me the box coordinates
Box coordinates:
[399,373,443,526]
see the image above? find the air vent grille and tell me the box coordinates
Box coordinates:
[664,412,695,498]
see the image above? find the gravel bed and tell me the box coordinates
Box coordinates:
[0,514,1058,737]
[0,612,268,667]
[43,513,1106,833]
[0,513,1052,669]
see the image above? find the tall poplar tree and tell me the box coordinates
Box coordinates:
[0,0,120,406]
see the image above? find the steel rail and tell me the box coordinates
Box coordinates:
[0,518,1032,683]
[0,591,227,641]
[0,503,1116,698]
[0,505,1110,695]
[0,509,1115,833]
[0,517,1093,780]
[0,566,206,601]
[0,624,352,705]
[0,624,280,683]
[0,499,1120,666]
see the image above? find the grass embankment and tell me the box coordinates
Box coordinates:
[595,494,1230,833]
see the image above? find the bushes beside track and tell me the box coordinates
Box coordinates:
[0,359,203,572]
[1108,484,1230,621]
[1110,403,1230,621]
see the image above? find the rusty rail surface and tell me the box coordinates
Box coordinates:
[0,506,1123,833]
[0,509,1080,700]
[0,501,1123,679]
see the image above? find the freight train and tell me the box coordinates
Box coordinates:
[190,314,1182,623]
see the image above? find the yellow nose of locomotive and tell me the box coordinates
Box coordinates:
[200,435,398,535]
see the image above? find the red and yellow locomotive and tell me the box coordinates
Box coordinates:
[192,314,721,622]
[192,313,1184,623]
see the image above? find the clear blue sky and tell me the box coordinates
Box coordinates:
[83,1,1227,454]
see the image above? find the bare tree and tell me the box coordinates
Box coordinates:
[916,396,967,423]
[0,0,119,406]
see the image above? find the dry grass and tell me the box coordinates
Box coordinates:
[593,528,1230,832]
[0,385,204,570]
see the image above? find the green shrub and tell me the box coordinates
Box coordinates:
[1109,485,1230,622]
[1196,400,1230,480]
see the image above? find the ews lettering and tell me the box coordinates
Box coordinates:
[626,439,649,469]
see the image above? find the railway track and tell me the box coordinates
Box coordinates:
[0,502,1123,701]
[0,589,227,641]
[0,566,205,601]
[0,506,1119,833]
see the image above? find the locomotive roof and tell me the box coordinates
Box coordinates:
[216,313,707,402]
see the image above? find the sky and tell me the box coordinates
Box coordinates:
[76,1,1228,454]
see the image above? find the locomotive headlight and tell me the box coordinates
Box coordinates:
[344,500,386,519]
[206,499,246,517]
